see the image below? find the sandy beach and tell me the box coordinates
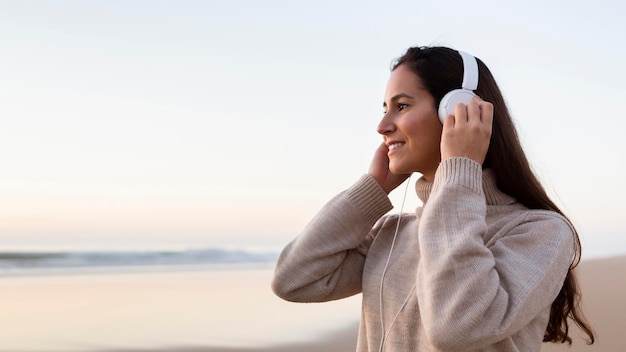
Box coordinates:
[0,265,361,351]
[540,255,626,352]
[0,255,623,352]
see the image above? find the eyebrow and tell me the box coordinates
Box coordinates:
[383,93,414,108]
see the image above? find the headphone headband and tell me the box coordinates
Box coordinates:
[437,50,479,122]
[459,50,478,90]
[459,51,478,91]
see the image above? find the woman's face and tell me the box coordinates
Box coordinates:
[378,64,443,181]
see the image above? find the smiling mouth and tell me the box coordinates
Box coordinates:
[388,142,405,151]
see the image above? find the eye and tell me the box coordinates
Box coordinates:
[398,103,408,111]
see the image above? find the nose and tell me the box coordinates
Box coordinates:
[377,112,395,136]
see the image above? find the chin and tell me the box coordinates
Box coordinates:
[389,163,411,175]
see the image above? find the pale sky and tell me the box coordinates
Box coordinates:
[1,0,625,257]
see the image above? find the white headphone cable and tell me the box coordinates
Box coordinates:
[378,174,412,352]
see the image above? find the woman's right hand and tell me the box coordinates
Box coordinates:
[368,142,410,194]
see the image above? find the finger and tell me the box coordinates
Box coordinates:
[453,102,468,124]
[372,142,390,167]
[467,97,482,123]
[368,143,391,187]
[481,101,494,127]
[442,113,455,130]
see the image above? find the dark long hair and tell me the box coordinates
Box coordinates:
[393,46,594,345]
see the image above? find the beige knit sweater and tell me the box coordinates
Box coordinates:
[272,157,575,351]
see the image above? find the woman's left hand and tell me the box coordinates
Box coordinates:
[440,96,493,165]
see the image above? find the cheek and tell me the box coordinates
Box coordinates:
[412,132,441,158]
[406,116,442,150]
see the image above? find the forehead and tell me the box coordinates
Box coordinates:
[385,64,428,98]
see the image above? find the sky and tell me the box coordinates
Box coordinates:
[0,0,625,257]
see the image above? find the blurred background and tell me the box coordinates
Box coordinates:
[0,0,624,351]
[1,0,625,256]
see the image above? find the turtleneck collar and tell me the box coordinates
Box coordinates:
[415,169,516,206]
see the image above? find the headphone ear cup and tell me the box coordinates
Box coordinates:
[437,89,477,123]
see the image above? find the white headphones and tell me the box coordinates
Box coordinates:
[437,50,479,123]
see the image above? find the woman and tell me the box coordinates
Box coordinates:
[272,46,594,351]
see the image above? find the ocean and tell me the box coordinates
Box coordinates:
[0,246,280,276]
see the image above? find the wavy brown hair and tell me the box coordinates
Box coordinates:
[393,46,595,345]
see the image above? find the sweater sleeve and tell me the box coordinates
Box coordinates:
[415,158,575,351]
[272,174,394,302]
